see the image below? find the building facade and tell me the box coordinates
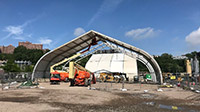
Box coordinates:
[18,41,43,50]
[0,45,15,54]
[0,41,44,54]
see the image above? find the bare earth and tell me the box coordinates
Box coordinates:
[0,82,200,112]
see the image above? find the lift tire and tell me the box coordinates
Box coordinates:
[99,76,104,82]
[102,76,107,82]
[64,78,69,82]
[70,80,75,86]
[88,79,91,86]
[84,79,88,87]
[115,77,120,83]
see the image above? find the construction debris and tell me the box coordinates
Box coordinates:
[3,86,9,90]
[88,87,96,90]
[159,84,173,88]
[39,86,45,89]
[190,87,195,91]
[144,102,155,106]
[157,88,163,92]
[18,80,38,88]
[120,88,127,91]
[195,90,200,93]
[10,81,18,85]
[144,90,148,93]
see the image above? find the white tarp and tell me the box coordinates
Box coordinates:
[97,54,113,72]
[124,55,137,73]
[85,53,138,80]
[85,54,101,72]
[110,53,124,72]
[124,55,138,79]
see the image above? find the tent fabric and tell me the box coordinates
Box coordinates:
[97,54,113,71]
[110,53,124,72]
[32,30,163,83]
[124,55,137,74]
[85,53,138,80]
[86,53,126,73]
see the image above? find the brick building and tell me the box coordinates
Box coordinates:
[0,45,15,54]
[18,41,43,50]
[0,41,44,54]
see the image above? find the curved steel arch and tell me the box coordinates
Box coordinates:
[103,42,157,82]
[32,30,163,84]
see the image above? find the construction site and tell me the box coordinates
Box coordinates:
[0,30,200,112]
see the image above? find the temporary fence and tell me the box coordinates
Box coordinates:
[164,74,200,92]
[89,79,159,93]
[0,72,36,90]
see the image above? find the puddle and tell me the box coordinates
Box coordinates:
[144,102,198,112]
[158,104,183,110]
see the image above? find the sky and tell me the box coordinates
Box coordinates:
[0,0,200,56]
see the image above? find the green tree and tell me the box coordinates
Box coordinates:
[29,49,44,64]
[2,60,21,72]
[0,45,46,72]
[14,46,45,64]
[14,46,28,60]
[154,53,185,73]
[24,65,34,72]
[137,61,148,72]
[0,53,14,61]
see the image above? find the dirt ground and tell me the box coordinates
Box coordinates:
[0,82,200,112]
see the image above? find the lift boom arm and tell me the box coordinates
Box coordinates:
[50,38,97,73]
[50,53,82,73]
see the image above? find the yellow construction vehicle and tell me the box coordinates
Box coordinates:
[99,72,125,83]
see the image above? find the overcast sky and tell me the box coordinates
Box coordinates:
[0,0,200,56]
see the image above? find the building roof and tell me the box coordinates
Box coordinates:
[32,30,162,83]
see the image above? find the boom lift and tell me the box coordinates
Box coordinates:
[68,62,96,86]
[49,38,97,85]
[50,71,61,84]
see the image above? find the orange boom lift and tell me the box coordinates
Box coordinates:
[50,38,97,85]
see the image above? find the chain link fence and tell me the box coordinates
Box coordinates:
[0,72,33,90]
[89,78,159,93]
[163,73,200,93]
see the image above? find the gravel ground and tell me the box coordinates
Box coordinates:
[0,82,200,112]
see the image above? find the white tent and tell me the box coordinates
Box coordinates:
[85,53,138,81]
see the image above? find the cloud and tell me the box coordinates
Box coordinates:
[125,27,160,40]
[185,27,200,46]
[74,27,86,36]
[4,26,23,35]
[2,16,41,40]
[38,38,52,45]
[87,0,123,26]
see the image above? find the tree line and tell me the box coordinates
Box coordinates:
[0,46,49,72]
[138,51,200,73]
